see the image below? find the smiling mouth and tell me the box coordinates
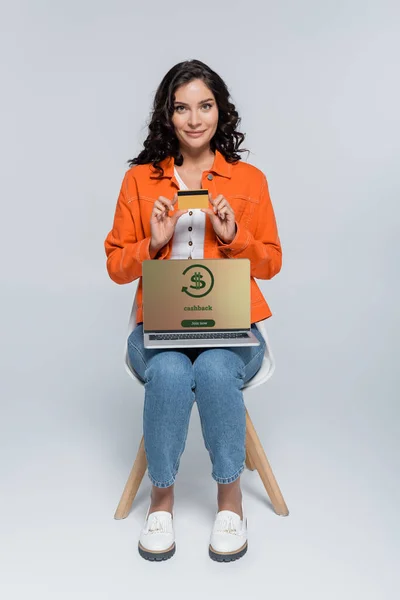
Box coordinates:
[186,131,206,135]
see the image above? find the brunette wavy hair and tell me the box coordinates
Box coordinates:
[127,59,248,177]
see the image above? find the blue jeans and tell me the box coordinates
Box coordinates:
[127,323,267,488]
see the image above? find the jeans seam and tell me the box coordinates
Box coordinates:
[196,400,215,463]
[212,463,245,484]
[243,343,266,382]
[127,337,148,379]
[143,379,194,487]
[172,391,196,473]
[147,471,176,488]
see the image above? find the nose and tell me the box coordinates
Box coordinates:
[187,109,202,128]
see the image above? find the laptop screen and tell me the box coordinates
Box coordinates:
[142,258,251,332]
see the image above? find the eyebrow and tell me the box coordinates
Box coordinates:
[173,98,214,106]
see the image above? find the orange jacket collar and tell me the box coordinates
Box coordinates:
[150,148,232,179]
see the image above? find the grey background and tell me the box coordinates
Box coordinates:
[1,0,399,597]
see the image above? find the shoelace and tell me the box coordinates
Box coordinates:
[147,515,172,534]
[215,515,239,535]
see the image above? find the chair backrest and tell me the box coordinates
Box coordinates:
[124,287,275,391]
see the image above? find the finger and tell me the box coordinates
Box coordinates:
[171,193,178,207]
[208,193,217,211]
[152,203,165,215]
[153,201,172,217]
[218,202,235,219]
[217,204,233,216]
[172,209,188,221]
[211,194,224,205]
[157,196,174,212]
[151,211,162,222]
[153,201,164,213]
[153,208,165,221]
[213,196,229,211]
[209,198,218,213]
[169,210,187,226]
[215,204,227,216]
[204,206,226,221]
[201,208,215,217]
[211,195,227,213]
[154,199,168,210]
[153,203,171,220]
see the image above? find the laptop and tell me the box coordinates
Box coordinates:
[142,258,260,348]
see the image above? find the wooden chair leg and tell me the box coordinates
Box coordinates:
[114,436,147,520]
[114,413,289,518]
[245,447,256,470]
[245,408,289,516]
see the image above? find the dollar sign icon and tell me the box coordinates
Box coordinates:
[190,272,206,290]
[182,264,214,298]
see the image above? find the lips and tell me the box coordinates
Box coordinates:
[186,131,206,136]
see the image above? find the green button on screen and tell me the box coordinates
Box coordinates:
[181,320,215,328]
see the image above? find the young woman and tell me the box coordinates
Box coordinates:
[104,59,282,562]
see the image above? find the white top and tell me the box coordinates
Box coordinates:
[170,167,206,259]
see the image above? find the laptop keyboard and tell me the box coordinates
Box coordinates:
[149,332,250,341]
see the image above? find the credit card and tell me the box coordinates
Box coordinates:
[177,189,209,209]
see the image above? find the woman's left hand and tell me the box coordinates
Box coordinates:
[201,193,237,244]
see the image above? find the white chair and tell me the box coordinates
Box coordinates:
[114,290,289,519]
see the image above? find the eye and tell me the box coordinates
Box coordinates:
[174,105,185,112]
[202,103,213,110]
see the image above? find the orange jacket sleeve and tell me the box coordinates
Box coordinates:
[104,171,168,284]
[217,175,282,279]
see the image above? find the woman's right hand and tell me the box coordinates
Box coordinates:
[149,193,187,256]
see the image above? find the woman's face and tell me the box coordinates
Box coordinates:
[171,78,219,153]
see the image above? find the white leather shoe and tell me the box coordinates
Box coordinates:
[138,507,175,561]
[209,509,248,562]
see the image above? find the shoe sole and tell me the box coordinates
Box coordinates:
[138,542,176,561]
[209,541,248,562]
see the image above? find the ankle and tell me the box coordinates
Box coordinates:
[149,485,174,515]
[217,499,243,519]
[217,487,242,504]
[217,485,243,519]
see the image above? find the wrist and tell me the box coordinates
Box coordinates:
[150,237,170,258]
[218,236,234,245]
[218,225,237,245]
[149,241,163,258]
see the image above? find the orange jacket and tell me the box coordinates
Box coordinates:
[104,149,282,323]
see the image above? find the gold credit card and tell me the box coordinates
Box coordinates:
[177,189,209,209]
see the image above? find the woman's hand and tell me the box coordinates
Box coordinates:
[150,193,187,256]
[201,193,236,244]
